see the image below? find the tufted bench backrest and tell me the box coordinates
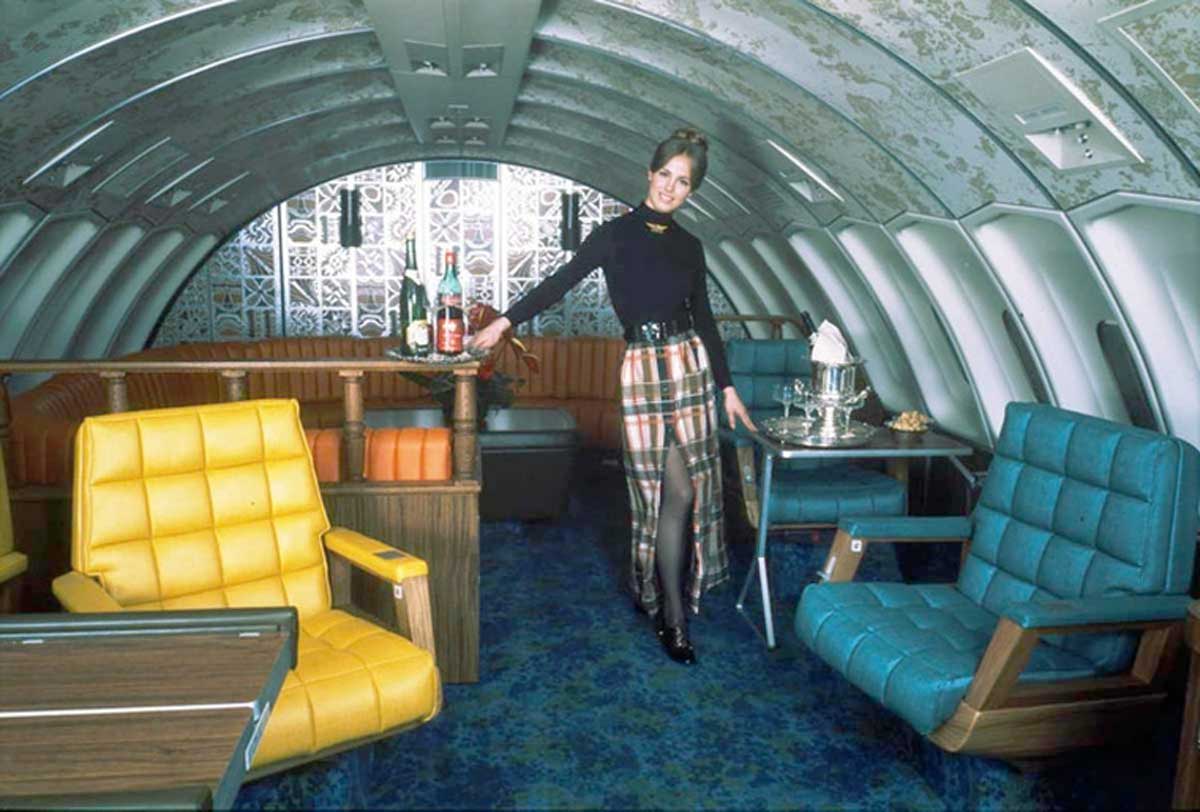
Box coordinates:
[962,402,1200,670]
[72,399,333,618]
[726,339,813,413]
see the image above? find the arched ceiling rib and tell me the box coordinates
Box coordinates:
[0,0,1196,444]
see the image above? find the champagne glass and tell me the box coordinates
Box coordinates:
[772,382,795,419]
[796,378,817,423]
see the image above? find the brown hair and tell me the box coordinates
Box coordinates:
[649,127,708,191]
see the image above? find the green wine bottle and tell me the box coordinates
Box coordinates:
[400,233,431,357]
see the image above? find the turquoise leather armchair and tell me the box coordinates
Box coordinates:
[722,339,906,529]
[797,402,1200,759]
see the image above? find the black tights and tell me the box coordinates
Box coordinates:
[656,443,694,628]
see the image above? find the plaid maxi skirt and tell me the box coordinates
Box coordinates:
[621,329,728,616]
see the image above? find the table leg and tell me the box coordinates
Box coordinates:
[1173,650,1200,809]
[736,453,777,649]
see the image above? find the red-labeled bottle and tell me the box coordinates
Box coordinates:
[435,249,464,354]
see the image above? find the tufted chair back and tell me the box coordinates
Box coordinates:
[71,399,332,619]
[962,402,1200,670]
[726,339,813,414]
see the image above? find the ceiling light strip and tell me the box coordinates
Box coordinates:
[704,178,752,214]
[189,171,251,211]
[765,139,844,202]
[145,158,214,204]
[22,121,114,185]
[0,0,242,103]
[92,136,173,194]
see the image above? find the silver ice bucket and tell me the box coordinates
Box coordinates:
[811,358,863,399]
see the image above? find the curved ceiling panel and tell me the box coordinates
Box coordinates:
[599,0,1053,214]
[534,20,943,221]
[0,0,1196,456]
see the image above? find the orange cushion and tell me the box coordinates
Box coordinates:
[305,428,343,483]
[364,428,451,481]
[305,427,452,482]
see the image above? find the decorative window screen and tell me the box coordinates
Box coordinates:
[154,162,738,346]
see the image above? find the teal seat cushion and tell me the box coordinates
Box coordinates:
[797,582,1102,735]
[766,465,906,524]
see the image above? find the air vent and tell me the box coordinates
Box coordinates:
[957,47,1142,172]
[406,41,449,76]
[462,44,504,78]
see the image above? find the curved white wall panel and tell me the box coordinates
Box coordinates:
[703,244,770,340]
[111,233,220,357]
[0,206,41,272]
[1071,195,1200,450]
[965,207,1129,424]
[22,224,147,358]
[890,215,1038,441]
[67,228,188,357]
[786,228,921,417]
[749,235,837,334]
[0,214,101,355]
[718,239,801,336]
[832,221,987,446]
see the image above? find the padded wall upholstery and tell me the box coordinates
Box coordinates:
[10,335,630,484]
[72,399,332,617]
[727,339,814,411]
[961,402,1200,670]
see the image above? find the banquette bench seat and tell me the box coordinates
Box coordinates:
[8,335,627,486]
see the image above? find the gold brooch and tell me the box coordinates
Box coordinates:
[645,221,669,234]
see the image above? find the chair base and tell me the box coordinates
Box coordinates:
[929,691,1164,759]
[244,690,442,782]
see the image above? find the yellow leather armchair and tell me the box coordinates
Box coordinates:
[0,444,30,612]
[51,399,441,775]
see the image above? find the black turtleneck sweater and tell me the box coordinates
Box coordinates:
[502,204,732,389]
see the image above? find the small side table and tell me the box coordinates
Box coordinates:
[1173,601,1200,809]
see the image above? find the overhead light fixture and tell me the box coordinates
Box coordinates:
[765,139,844,202]
[957,47,1142,171]
[430,116,455,131]
[687,199,715,219]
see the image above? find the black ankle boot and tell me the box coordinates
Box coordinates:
[656,617,696,665]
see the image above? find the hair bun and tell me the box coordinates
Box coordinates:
[671,127,707,150]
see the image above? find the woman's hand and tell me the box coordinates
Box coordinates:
[470,315,511,353]
[722,386,756,432]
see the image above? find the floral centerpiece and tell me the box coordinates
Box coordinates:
[400,303,540,428]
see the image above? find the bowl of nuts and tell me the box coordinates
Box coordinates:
[885,410,933,433]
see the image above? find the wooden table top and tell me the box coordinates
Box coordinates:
[0,619,291,808]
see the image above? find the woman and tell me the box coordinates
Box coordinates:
[471,128,755,664]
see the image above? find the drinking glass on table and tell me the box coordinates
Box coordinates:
[772,382,796,419]
[795,379,817,423]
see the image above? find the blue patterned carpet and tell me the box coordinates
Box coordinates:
[235,453,1183,810]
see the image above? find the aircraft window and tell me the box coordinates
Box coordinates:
[1096,320,1158,431]
[1001,309,1051,404]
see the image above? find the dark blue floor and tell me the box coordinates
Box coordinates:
[235,453,1183,810]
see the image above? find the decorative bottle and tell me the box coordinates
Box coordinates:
[400,233,431,357]
[435,249,464,354]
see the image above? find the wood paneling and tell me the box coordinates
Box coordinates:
[321,483,480,683]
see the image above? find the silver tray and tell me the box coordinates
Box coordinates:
[384,346,486,365]
[760,416,877,448]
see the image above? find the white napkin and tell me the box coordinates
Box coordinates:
[809,320,850,364]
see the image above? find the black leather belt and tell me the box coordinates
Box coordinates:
[623,316,692,343]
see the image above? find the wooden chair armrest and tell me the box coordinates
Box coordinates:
[323,527,436,659]
[819,528,970,582]
[963,615,1184,712]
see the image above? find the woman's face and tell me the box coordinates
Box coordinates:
[645,154,693,215]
